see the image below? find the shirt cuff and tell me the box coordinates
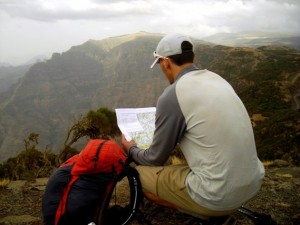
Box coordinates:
[128,144,138,156]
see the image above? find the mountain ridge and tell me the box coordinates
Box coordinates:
[0,32,299,165]
[202,31,300,50]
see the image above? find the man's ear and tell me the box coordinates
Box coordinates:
[163,58,171,69]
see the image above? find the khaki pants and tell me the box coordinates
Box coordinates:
[136,164,236,217]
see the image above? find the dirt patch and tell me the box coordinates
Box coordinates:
[0,215,40,224]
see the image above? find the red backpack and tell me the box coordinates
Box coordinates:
[42,139,127,225]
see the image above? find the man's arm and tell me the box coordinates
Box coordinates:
[122,85,186,166]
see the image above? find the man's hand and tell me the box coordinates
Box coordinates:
[121,134,137,155]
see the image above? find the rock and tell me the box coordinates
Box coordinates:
[29,178,49,191]
[7,180,27,194]
[6,180,28,199]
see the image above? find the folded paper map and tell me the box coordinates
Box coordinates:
[115,107,156,149]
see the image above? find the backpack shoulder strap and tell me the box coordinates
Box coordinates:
[93,140,108,168]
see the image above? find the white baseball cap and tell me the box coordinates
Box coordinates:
[150,33,194,68]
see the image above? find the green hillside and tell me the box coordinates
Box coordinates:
[0,65,30,94]
[0,32,299,165]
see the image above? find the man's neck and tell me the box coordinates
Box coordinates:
[173,63,194,80]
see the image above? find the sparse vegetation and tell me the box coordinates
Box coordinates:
[0,107,119,180]
[0,133,56,180]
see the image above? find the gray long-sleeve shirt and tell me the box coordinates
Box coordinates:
[129,65,265,211]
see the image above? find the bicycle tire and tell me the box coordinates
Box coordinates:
[95,166,142,225]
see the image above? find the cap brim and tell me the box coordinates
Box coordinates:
[150,57,159,69]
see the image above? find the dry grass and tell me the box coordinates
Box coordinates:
[263,160,275,167]
[275,173,293,178]
[0,178,10,188]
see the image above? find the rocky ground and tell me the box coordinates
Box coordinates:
[0,160,299,225]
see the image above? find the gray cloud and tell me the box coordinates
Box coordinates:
[0,0,299,65]
[265,0,300,4]
[0,0,155,22]
[1,0,299,28]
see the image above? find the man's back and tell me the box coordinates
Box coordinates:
[174,69,265,211]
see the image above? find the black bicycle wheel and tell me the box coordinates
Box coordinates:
[95,166,142,225]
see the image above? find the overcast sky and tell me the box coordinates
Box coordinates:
[0,0,300,65]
